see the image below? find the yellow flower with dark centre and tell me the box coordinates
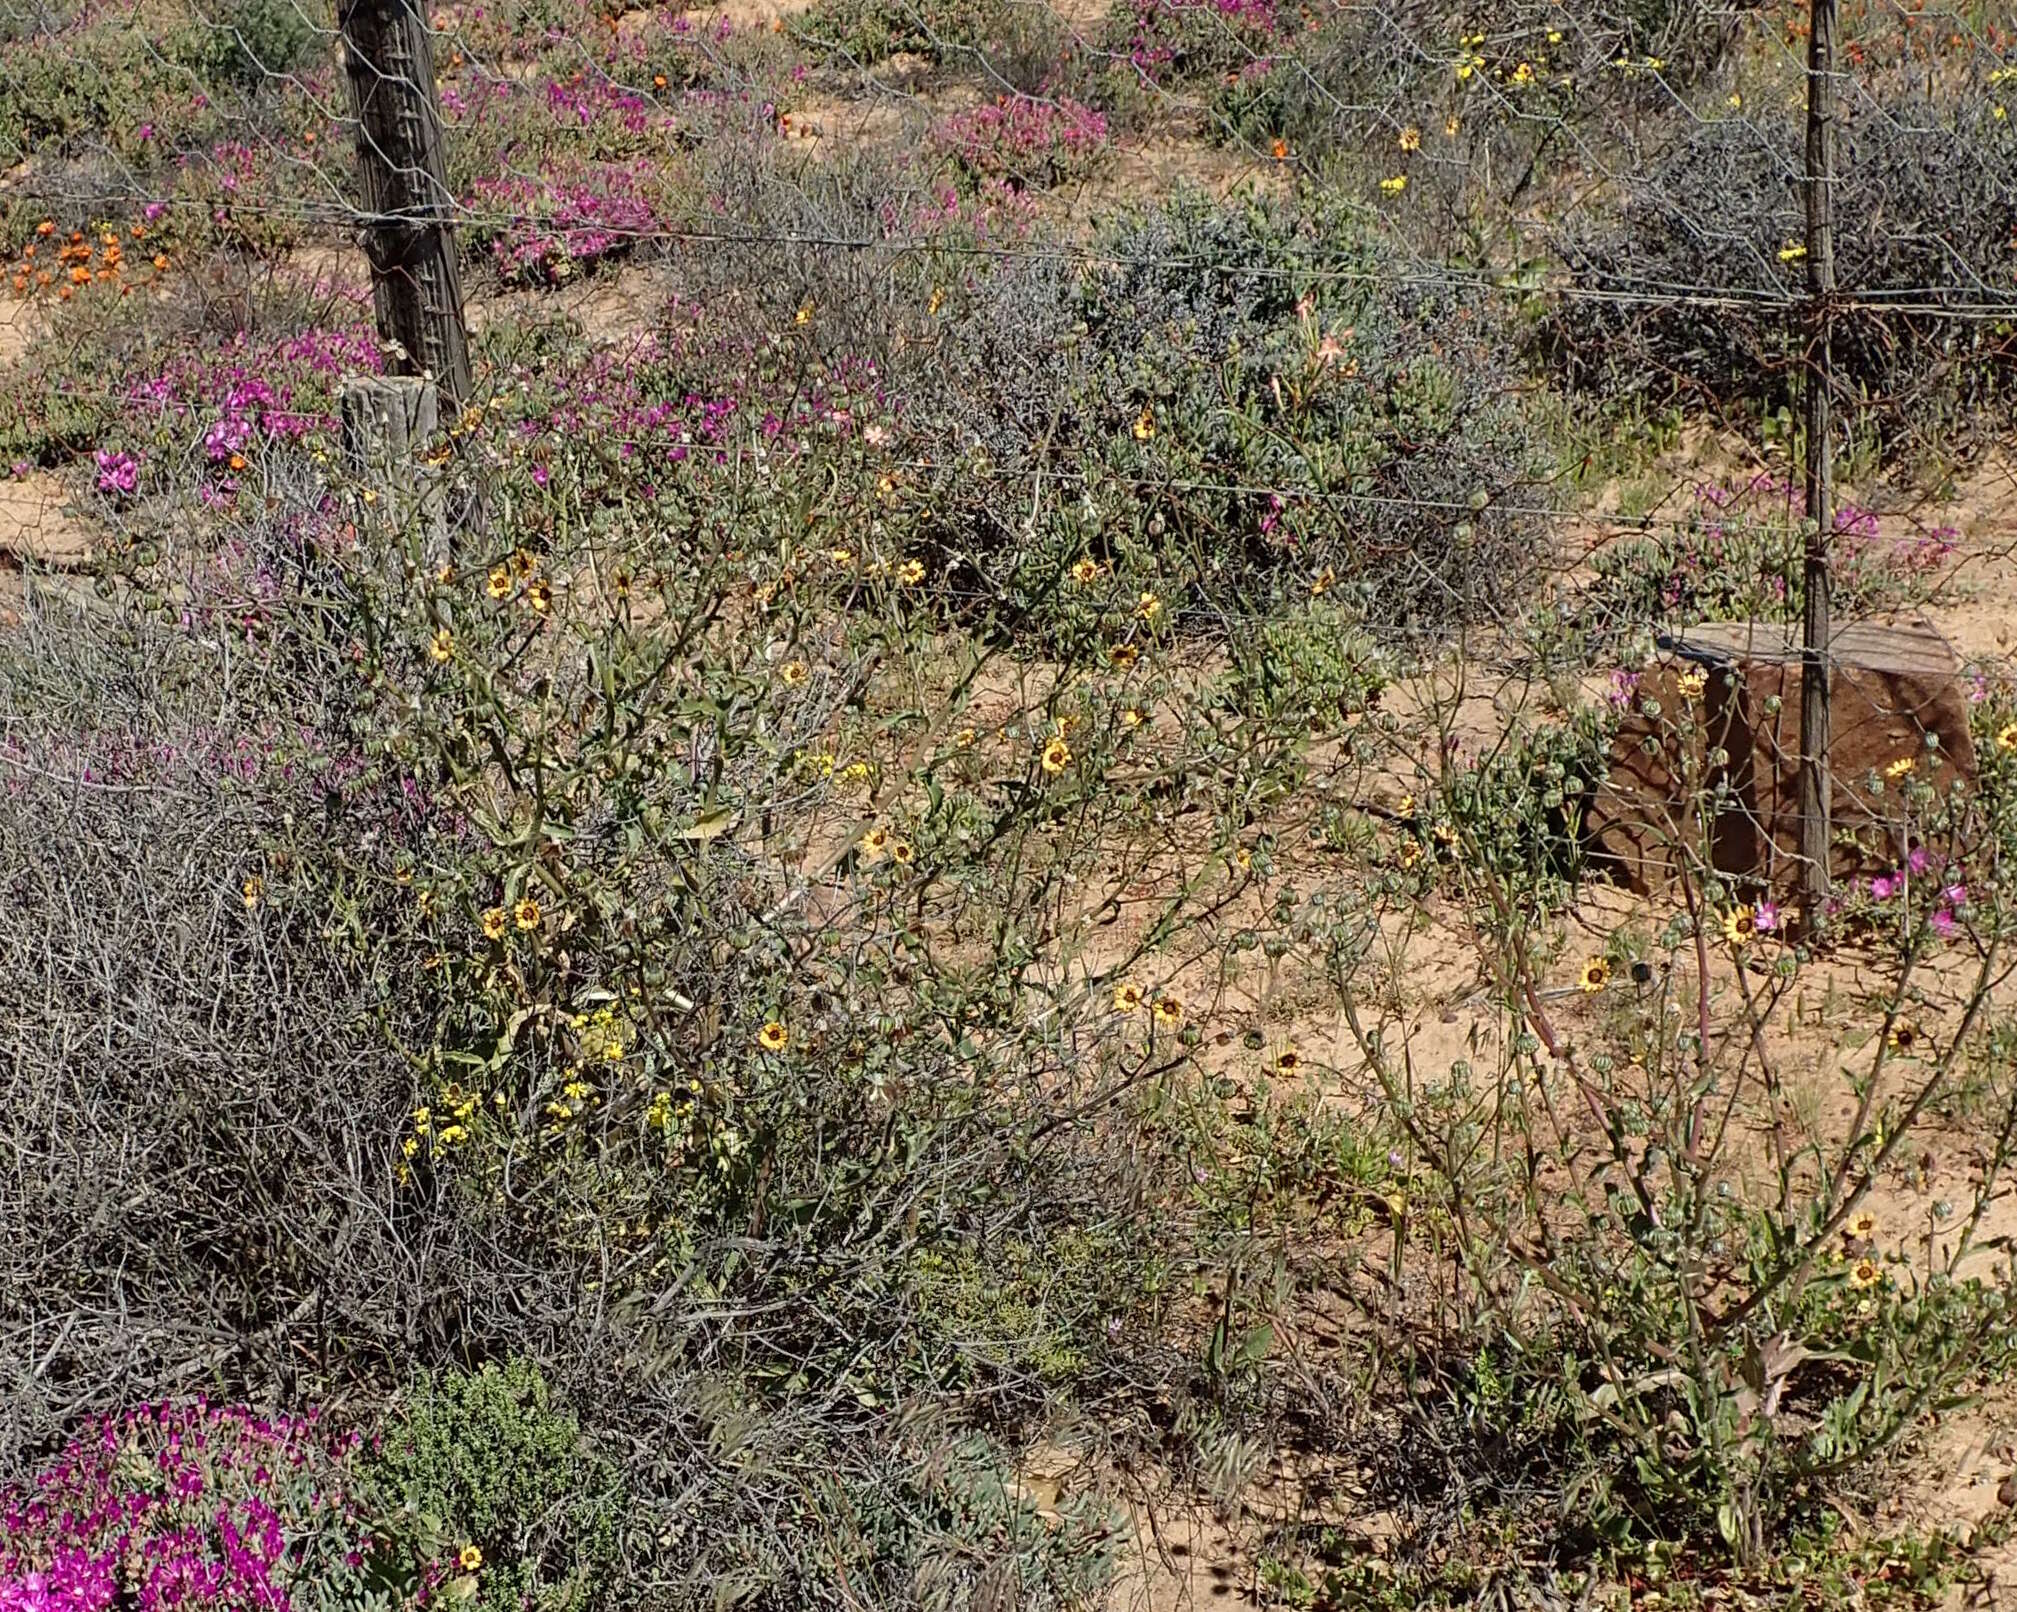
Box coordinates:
[1109,643,1140,670]
[1578,957,1610,993]
[889,840,914,867]
[1887,1020,1920,1054]
[1310,567,1333,596]
[1398,126,1421,151]
[858,827,888,864]
[1275,1048,1300,1074]
[428,627,454,663]
[757,1020,789,1053]
[898,559,925,585]
[780,660,809,687]
[1041,736,1072,775]
[458,1545,483,1572]
[1850,1258,1882,1289]
[1070,557,1102,585]
[1132,406,1155,441]
[481,907,508,941]
[1845,1210,1878,1240]
[1998,722,2017,752]
[1136,591,1162,621]
[1122,707,1145,728]
[1677,667,1707,699]
[512,547,537,577]
[486,565,512,599]
[1722,906,1757,948]
[1113,981,1144,1012]
[525,577,553,613]
[1885,756,1914,779]
[513,896,541,930]
[1152,994,1183,1027]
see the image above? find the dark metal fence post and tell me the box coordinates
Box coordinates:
[1797,0,1839,929]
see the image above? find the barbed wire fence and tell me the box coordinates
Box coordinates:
[6,0,2012,879]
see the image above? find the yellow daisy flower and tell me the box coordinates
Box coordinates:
[428,627,454,663]
[513,896,541,930]
[1577,957,1610,993]
[457,1545,483,1572]
[1722,906,1757,947]
[1152,994,1183,1027]
[1112,981,1144,1013]
[486,565,512,599]
[1885,756,1914,780]
[1845,1210,1878,1240]
[481,907,508,940]
[525,577,553,613]
[1041,736,1072,775]
[780,660,809,687]
[1997,722,2017,752]
[757,1020,789,1053]
[1070,557,1102,585]
[1850,1258,1882,1289]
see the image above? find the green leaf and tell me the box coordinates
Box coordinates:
[679,806,738,841]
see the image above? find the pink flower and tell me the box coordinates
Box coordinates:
[1754,900,1780,933]
[1870,874,1896,901]
[1944,882,1968,907]
[1931,908,1958,937]
[1907,846,1930,875]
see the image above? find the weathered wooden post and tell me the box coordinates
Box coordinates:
[1797,0,1839,929]
[341,374,449,583]
[338,0,473,409]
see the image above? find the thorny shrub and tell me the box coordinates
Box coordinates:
[1548,94,2017,450]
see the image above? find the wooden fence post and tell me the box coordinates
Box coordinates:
[341,375,449,585]
[1797,0,1839,929]
[338,0,473,409]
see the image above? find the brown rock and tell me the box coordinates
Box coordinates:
[1585,618,1975,895]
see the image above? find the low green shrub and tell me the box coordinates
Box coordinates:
[371,1361,626,1612]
